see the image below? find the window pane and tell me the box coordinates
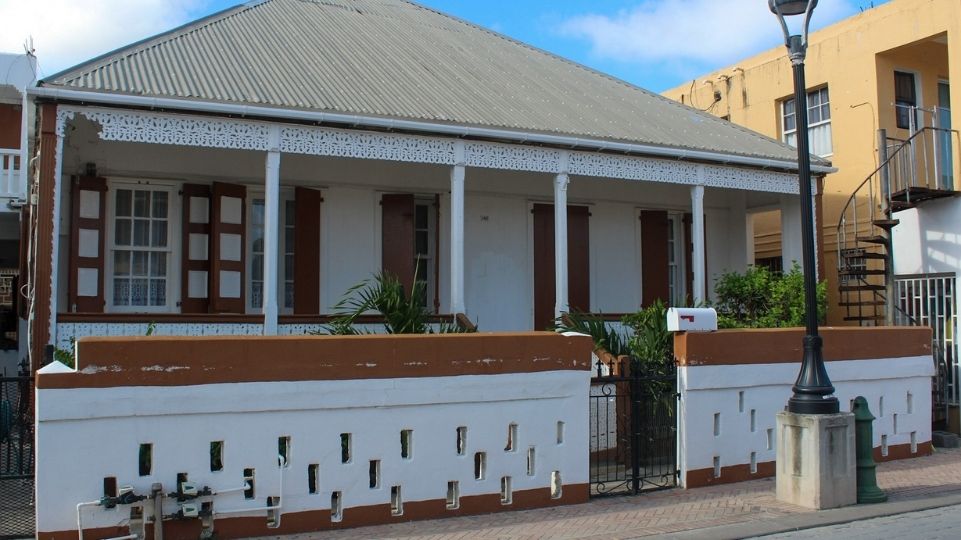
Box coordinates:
[132,251,147,276]
[251,254,264,281]
[115,190,132,217]
[285,282,294,309]
[285,254,294,281]
[133,219,150,247]
[415,231,428,255]
[131,279,148,306]
[114,251,130,276]
[284,228,294,250]
[414,257,428,281]
[114,279,129,306]
[152,191,168,218]
[134,190,150,217]
[151,220,168,247]
[115,219,131,246]
[415,204,429,230]
[285,200,295,226]
[784,99,795,115]
[150,252,167,277]
[252,200,265,226]
[784,112,795,132]
[809,106,821,124]
[253,236,264,254]
[251,282,263,309]
[150,279,166,306]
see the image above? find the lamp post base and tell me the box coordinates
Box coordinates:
[776,411,857,509]
[788,395,840,415]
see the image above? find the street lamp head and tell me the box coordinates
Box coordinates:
[769,0,818,17]
[769,0,818,61]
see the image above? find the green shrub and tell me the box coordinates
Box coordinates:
[552,311,628,357]
[713,263,826,328]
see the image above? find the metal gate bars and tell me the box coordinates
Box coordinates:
[1,374,35,539]
[589,355,678,496]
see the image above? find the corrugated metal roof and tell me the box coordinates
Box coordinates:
[43,0,814,165]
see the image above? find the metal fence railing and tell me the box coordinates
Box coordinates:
[1,375,34,539]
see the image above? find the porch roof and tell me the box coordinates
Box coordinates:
[41,0,829,171]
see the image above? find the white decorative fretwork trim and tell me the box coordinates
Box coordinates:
[281,126,455,164]
[466,141,561,173]
[60,105,801,194]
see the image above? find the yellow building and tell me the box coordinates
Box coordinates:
[662,0,960,326]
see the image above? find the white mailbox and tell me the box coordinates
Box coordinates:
[666,307,718,332]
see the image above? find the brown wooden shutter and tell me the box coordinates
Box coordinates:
[181,184,212,313]
[567,205,591,314]
[532,204,555,331]
[640,210,669,307]
[67,176,107,312]
[210,182,246,313]
[294,187,322,314]
[381,193,415,291]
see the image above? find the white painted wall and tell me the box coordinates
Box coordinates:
[678,355,934,486]
[35,369,589,534]
[891,198,961,276]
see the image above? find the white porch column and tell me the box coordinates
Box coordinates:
[553,157,570,317]
[450,141,466,315]
[263,126,281,335]
[691,184,706,304]
[780,194,804,271]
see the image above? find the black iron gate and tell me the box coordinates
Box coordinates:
[1,374,35,539]
[590,355,677,496]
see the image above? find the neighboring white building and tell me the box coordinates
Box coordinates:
[0,51,35,375]
[23,0,831,367]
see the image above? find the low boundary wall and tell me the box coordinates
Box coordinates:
[676,326,934,488]
[35,332,593,539]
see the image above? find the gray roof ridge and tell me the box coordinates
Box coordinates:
[42,0,264,85]
[399,0,826,167]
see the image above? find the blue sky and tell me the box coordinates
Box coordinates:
[3,0,885,93]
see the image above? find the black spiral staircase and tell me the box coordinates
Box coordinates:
[836,126,959,325]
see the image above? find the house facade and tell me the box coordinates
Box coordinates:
[662,0,960,326]
[23,0,827,369]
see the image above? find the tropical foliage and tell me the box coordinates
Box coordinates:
[713,263,826,329]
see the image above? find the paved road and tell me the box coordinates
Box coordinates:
[758,504,961,539]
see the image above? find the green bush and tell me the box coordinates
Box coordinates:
[713,263,826,329]
[552,311,628,357]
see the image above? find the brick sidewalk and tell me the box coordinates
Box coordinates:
[263,448,961,540]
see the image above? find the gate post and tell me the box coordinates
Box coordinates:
[629,357,642,494]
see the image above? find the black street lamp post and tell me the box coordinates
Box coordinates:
[769,0,839,415]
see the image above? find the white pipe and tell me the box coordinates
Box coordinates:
[214,455,284,517]
[26,86,837,175]
[76,500,100,540]
[212,482,250,496]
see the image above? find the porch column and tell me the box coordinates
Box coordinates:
[450,141,466,314]
[554,165,570,317]
[262,126,281,335]
[780,194,804,271]
[33,103,63,368]
[691,184,706,304]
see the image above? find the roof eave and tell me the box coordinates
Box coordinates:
[28,85,837,175]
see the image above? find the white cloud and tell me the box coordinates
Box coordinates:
[560,0,856,66]
[0,0,212,78]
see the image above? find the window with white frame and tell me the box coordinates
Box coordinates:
[667,214,686,306]
[413,200,436,310]
[110,186,173,310]
[782,86,832,157]
[248,196,295,313]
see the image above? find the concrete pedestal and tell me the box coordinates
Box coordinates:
[776,411,857,509]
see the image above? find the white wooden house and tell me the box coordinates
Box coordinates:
[23,0,832,365]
